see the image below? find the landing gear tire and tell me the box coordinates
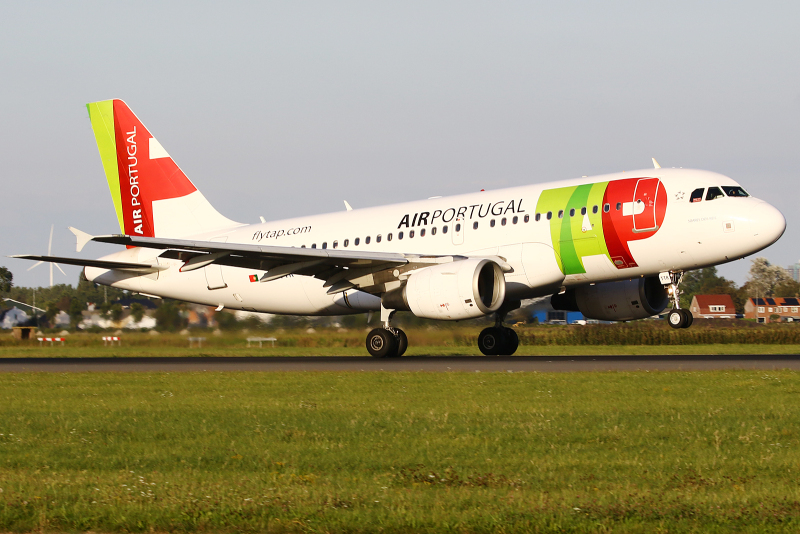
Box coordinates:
[366,328,398,358]
[668,309,689,329]
[668,309,684,329]
[478,327,519,356]
[502,328,519,355]
[681,309,693,329]
[392,328,408,357]
[478,327,503,356]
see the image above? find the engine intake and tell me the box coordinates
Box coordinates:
[382,258,506,320]
[551,276,669,322]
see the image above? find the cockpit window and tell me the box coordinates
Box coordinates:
[705,186,724,201]
[721,185,749,197]
[690,188,704,203]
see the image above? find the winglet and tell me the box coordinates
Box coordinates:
[344,200,353,212]
[652,158,661,169]
[69,227,94,252]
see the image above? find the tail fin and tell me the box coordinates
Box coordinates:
[86,99,240,238]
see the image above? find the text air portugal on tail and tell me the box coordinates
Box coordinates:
[86,99,240,238]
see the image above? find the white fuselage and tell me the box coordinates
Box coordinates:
[85,168,785,316]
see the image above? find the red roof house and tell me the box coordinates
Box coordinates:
[689,294,736,319]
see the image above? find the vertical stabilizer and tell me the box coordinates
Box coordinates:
[86,99,241,238]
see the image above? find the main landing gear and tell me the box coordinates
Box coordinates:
[478,300,521,356]
[366,301,522,357]
[662,271,693,329]
[366,306,408,358]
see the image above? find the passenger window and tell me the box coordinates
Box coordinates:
[420,228,426,237]
[558,210,564,218]
[311,244,316,249]
[603,203,610,213]
[431,227,437,235]
[569,208,575,217]
[443,225,448,234]
[332,241,338,249]
[376,235,382,243]
[398,232,403,240]
[546,211,552,220]
[344,239,349,247]
[387,233,392,241]
[473,221,479,230]
[535,213,540,222]
[354,238,360,246]
[322,242,327,249]
[721,185,749,197]
[592,205,598,214]
[512,216,518,224]
[690,188,704,203]
[615,203,621,211]
[580,207,586,216]
[410,230,415,238]
[706,187,724,201]
[490,219,496,227]
[365,236,371,244]
[500,218,506,226]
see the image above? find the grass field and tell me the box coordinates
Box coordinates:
[3,322,800,358]
[2,370,800,532]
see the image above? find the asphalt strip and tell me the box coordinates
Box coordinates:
[0,355,799,373]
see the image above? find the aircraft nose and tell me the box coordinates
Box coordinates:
[751,201,786,248]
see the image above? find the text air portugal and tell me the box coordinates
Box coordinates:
[112,100,196,238]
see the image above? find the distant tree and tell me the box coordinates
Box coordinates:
[747,257,792,298]
[130,302,145,323]
[45,302,60,324]
[679,267,738,309]
[109,303,124,323]
[774,278,800,298]
[215,310,240,330]
[154,300,186,332]
[0,266,12,293]
[68,298,85,329]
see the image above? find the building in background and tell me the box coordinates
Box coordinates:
[689,294,736,319]
[527,297,586,325]
[744,297,800,323]
[787,261,800,282]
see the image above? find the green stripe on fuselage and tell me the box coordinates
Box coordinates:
[536,182,610,274]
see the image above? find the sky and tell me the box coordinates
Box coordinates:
[1,1,798,289]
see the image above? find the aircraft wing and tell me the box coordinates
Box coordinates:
[9,255,166,273]
[91,234,424,294]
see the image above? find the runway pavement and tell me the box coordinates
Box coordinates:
[0,354,798,373]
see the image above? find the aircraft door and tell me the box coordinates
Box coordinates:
[204,236,228,290]
[633,178,660,232]
[452,217,464,245]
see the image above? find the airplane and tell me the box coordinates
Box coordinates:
[12,100,786,356]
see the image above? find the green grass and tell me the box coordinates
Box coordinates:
[2,324,800,358]
[1,371,800,532]
[1,343,800,358]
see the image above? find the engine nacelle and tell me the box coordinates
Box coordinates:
[551,276,669,322]
[383,258,506,320]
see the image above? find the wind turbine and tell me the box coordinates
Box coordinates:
[27,225,65,287]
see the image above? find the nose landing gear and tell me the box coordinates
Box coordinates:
[662,271,693,329]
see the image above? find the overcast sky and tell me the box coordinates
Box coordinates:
[1,1,798,289]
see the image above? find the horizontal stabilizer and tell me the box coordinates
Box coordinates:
[10,255,167,273]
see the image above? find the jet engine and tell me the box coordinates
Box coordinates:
[551,276,669,322]
[382,258,506,320]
